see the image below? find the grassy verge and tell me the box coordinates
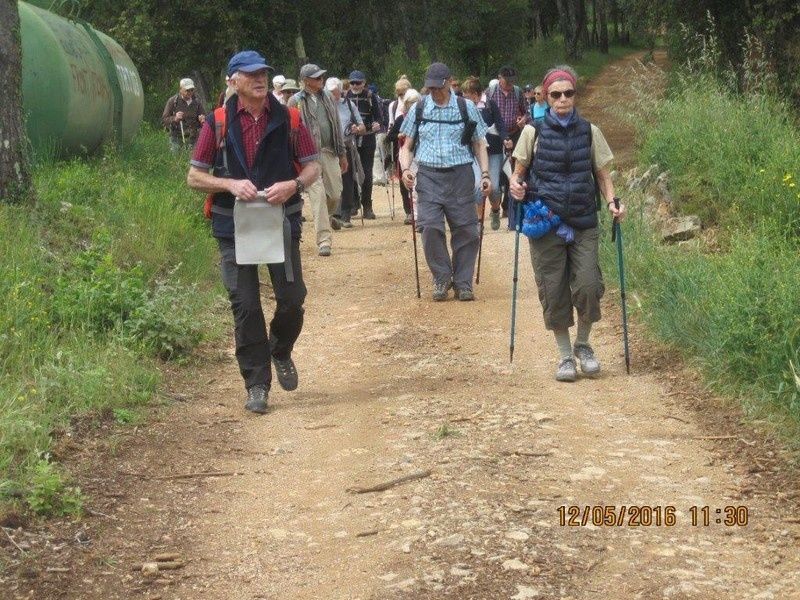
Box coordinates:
[600,67,800,436]
[0,128,221,515]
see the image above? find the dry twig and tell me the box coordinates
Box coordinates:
[347,469,432,494]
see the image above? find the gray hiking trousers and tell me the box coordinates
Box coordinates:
[416,163,479,291]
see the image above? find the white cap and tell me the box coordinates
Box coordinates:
[488,78,498,88]
[179,77,195,90]
[325,77,342,92]
[272,74,286,90]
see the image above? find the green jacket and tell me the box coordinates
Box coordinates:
[288,88,346,158]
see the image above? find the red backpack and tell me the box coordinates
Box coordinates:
[203,105,304,219]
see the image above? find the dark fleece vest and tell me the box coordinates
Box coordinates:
[528,110,597,229]
[209,93,302,240]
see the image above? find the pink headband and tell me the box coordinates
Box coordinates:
[542,70,576,94]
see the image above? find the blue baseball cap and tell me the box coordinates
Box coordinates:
[227,50,273,77]
[349,70,366,82]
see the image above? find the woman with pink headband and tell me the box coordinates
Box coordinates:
[509,65,627,383]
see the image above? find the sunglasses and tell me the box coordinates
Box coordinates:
[351,80,365,85]
[549,89,576,100]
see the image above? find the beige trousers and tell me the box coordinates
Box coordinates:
[306,149,343,248]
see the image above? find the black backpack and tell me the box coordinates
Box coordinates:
[411,94,476,152]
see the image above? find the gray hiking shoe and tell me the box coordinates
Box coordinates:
[456,288,475,301]
[244,384,269,414]
[555,357,578,382]
[573,343,601,375]
[490,209,501,231]
[341,220,353,229]
[432,280,452,301]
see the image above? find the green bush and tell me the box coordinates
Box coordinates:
[1,128,221,515]
[25,459,83,517]
[603,51,800,426]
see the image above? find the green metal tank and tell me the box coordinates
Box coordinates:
[18,0,144,157]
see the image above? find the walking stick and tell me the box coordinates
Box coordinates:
[475,196,487,284]
[179,120,186,145]
[509,199,523,363]
[389,159,397,220]
[611,198,631,374]
[410,187,421,299]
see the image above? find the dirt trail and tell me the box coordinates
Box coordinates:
[6,53,800,600]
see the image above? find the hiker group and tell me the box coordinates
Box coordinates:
[184,50,629,414]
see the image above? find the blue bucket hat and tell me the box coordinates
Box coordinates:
[349,70,366,82]
[227,50,273,77]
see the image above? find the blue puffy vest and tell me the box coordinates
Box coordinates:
[528,110,598,230]
[209,93,302,240]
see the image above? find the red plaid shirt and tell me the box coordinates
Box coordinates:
[191,99,318,171]
[495,87,527,134]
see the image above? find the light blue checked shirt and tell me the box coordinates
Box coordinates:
[400,93,487,168]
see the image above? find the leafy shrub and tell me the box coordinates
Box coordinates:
[125,278,204,359]
[25,459,83,517]
[51,231,204,359]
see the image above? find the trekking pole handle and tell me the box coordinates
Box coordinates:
[611,196,621,241]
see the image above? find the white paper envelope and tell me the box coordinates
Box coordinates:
[233,198,285,265]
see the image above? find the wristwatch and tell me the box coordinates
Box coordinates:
[294,178,305,195]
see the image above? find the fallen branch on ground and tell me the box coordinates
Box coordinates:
[155,471,242,481]
[347,469,432,494]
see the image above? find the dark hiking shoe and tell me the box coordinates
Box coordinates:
[272,355,299,391]
[432,280,452,301]
[555,357,578,382]
[330,215,342,230]
[456,288,475,301]
[573,343,601,375]
[490,209,501,231]
[415,224,424,233]
[318,245,331,257]
[245,384,269,414]
[351,207,360,217]
[363,209,377,220]
[404,213,413,225]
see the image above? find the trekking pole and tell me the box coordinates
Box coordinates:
[475,196,487,284]
[509,199,523,363]
[410,187,421,299]
[389,160,397,220]
[179,120,186,145]
[611,198,631,374]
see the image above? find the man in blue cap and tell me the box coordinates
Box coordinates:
[346,70,383,219]
[187,50,321,414]
[398,62,492,302]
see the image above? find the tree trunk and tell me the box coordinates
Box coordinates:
[556,0,582,59]
[0,0,33,204]
[590,0,598,47]
[610,0,620,43]
[531,0,544,40]
[598,0,609,53]
[578,0,590,49]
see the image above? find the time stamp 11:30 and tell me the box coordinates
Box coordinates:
[557,505,750,527]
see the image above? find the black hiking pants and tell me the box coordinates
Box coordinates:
[217,237,306,390]
[353,134,376,211]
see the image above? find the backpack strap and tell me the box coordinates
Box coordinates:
[288,106,303,175]
[456,95,469,126]
[411,95,427,152]
[213,106,228,174]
